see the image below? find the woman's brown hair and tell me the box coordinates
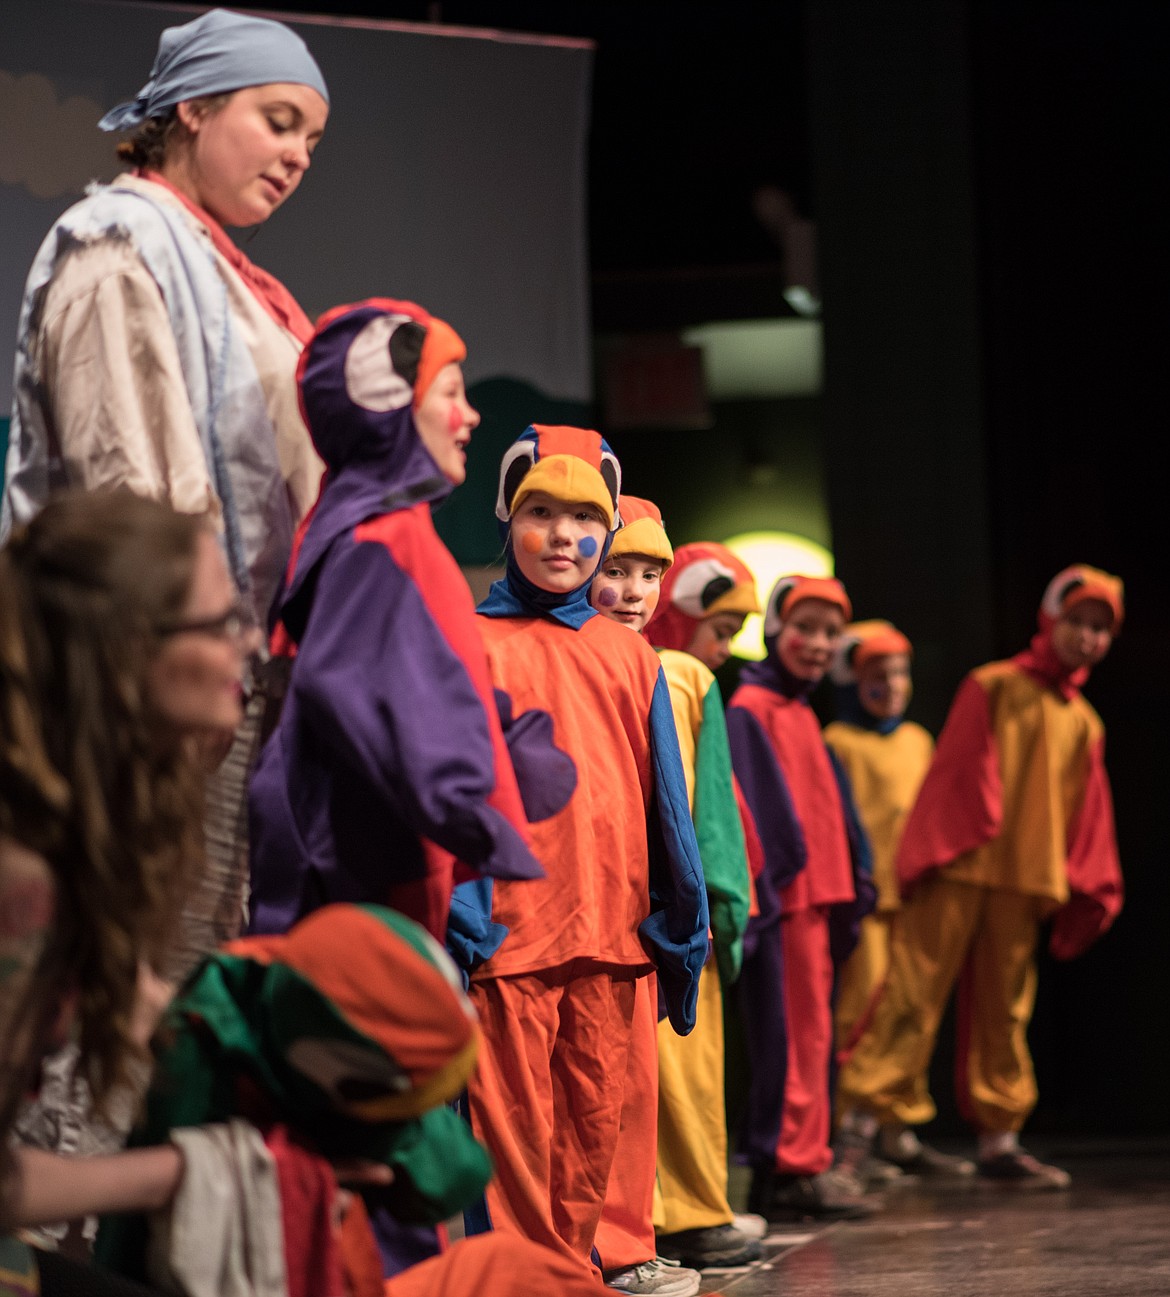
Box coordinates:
[0,490,207,1123]
[115,94,232,170]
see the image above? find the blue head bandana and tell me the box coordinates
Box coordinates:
[98,8,329,133]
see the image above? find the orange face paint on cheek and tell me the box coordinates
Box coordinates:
[521,531,544,554]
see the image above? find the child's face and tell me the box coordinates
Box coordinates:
[776,597,845,682]
[1051,598,1114,671]
[414,362,480,486]
[590,553,665,632]
[511,490,609,594]
[686,612,746,672]
[857,651,912,722]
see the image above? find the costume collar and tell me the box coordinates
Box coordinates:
[478,546,598,630]
[831,682,904,734]
[1012,630,1087,702]
[739,640,817,701]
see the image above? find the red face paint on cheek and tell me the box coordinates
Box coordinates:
[778,629,809,676]
[447,405,464,434]
[521,531,544,554]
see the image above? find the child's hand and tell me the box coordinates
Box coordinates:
[331,1159,395,1188]
[329,1160,394,1230]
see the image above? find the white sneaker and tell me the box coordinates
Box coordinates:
[731,1211,768,1240]
[603,1256,702,1296]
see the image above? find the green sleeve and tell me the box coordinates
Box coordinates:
[694,679,752,984]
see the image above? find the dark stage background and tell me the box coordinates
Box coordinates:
[116,0,1168,1138]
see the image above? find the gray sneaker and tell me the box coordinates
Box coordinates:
[731,1211,767,1240]
[603,1257,703,1296]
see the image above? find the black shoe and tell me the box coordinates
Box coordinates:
[875,1128,976,1178]
[977,1149,1071,1190]
[746,1166,775,1218]
[766,1169,880,1221]
[656,1223,763,1269]
[833,1135,905,1191]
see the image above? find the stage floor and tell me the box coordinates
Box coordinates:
[704,1141,1170,1296]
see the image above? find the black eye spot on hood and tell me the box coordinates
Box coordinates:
[388,320,426,390]
[502,454,534,513]
[700,575,734,609]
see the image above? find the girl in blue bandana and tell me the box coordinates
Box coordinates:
[4,7,331,985]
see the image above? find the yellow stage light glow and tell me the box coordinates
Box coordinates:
[722,531,835,660]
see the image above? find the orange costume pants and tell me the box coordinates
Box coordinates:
[384,1233,605,1295]
[775,906,835,1176]
[593,975,659,1271]
[466,967,640,1274]
[838,875,1044,1132]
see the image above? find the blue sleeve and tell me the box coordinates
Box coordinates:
[292,537,542,880]
[725,703,808,930]
[445,878,510,984]
[639,669,711,1036]
[825,745,877,965]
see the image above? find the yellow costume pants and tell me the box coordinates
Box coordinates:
[653,961,735,1233]
[838,875,1044,1133]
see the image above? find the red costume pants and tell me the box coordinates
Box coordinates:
[776,906,835,1176]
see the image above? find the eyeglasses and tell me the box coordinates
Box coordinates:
[158,602,248,641]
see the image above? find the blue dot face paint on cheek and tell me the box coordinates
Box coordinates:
[578,535,598,558]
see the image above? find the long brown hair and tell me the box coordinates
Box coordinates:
[0,490,207,1121]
